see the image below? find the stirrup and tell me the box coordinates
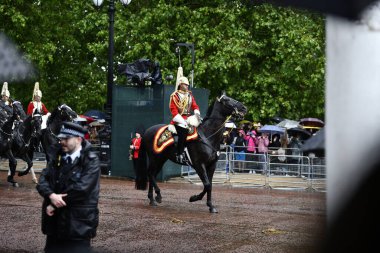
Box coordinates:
[176,153,190,165]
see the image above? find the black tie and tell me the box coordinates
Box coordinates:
[66,156,72,165]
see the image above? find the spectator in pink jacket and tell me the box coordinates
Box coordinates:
[255,132,270,174]
[244,130,257,173]
[244,130,257,153]
[256,133,270,153]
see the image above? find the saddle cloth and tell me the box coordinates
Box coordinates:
[153,125,198,154]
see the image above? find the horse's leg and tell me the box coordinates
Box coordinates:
[189,164,208,202]
[147,176,156,206]
[205,163,218,213]
[30,168,37,184]
[17,155,32,176]
[147,162,163,206]
[18,154,38,183]
[189,162,218,213]
[7,153,18,187]
[152,170,162,203]
[147,163,157,206]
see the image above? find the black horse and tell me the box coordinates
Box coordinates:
[0,101,26,186]
[135,92,247,213]
[40,104,78,161]
[12,104,43,183]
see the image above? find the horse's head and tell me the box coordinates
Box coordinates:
[57,104,78,122]
[217,92,247,121]
[12,101,27,121]
[31,110,43,137]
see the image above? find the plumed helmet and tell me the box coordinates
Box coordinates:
[174,66,184,91]
[1,82,10,97]
[178,76,189,86]
[32,82,42,99]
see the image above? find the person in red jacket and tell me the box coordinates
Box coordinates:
[27,82,49,116]
[169,76,201,163]
[130,131,142,175]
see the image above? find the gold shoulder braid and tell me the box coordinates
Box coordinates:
[171,91,189,115]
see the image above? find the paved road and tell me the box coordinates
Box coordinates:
[0,171,326,253]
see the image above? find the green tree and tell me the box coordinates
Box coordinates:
[1,1,325,121]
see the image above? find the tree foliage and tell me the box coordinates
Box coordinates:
[0,0,325,121]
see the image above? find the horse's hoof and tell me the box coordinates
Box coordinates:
[155,196,162,203]
[189,195,198,202]
[32,178,38,184]
[209,207,218,213]
[18,171,28,177]
[149,201,158,206]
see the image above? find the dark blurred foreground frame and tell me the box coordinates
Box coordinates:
[264,0,376,20]
[323,155,380,252]
[262,1,379,252]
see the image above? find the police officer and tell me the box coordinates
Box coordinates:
[37,122,100,253]
[169,76,201,163]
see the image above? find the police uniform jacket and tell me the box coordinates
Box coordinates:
[36,140,100,240]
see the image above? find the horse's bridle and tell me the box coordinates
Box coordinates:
[58,104,76,121]
[217,95,245,121]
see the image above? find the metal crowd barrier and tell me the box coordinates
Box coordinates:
[180,145,326,192]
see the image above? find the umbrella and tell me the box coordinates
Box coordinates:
[271,116,284,124]
[258,125,285,135]
[89,121,104,127]
[302,128,325,153]
[225,122,236,129]
[299,118,324,128]
[287,127,312,140]
[276,119,300,129]
[79,115,95,123]
[84,110,107,120]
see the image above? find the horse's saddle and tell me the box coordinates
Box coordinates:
[153,125,198,154]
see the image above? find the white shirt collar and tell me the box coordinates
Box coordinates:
[65,146,82,162]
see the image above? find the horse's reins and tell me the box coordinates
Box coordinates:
[201,115,232,140]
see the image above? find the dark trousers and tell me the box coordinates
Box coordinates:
[174,125,189,154]
[45,235,92,253]
[132,158,139,175]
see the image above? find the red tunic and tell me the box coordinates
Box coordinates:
[169,90,199,124]
[27,101,49,115]
[131,137,142,159]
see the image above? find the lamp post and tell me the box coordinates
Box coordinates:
[92,0,132,118]
[92,0,132,175]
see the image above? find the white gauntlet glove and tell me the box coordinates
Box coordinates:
[173,114,188,128]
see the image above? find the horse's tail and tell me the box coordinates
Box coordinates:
[135,138,148,190]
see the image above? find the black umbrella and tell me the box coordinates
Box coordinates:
[302,128,325,153]
[299,118,325,128]
[84,110,106,120]
[287,127,312,140]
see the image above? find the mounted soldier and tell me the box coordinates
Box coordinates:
[169,70,201,164]
[0,81,13,117]
[27,82,50,129]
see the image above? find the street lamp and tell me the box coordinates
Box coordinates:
[92,0,132,119]
[92,0,132,176]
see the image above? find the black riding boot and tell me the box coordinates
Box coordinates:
[175,125,189,163]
